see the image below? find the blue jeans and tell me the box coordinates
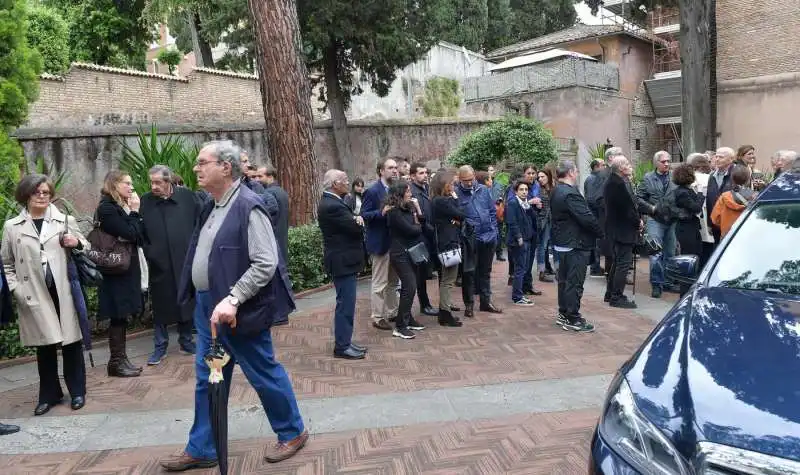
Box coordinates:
[186,291,305,460]
[333,274,357,352]
[509,241,531,301]
[154,321,193,352]
[646,219,677,287]
[536,224,560,267]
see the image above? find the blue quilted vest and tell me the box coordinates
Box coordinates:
[178,184,295,334]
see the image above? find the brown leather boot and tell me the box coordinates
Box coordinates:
[119,326,143,373]
[107,327,141,378]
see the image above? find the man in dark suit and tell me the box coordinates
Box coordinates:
[550,160,603,333]
[318,170,368,360]
[408,162,438,316]
[604,156,643,309]
[258,166,290,262]
[360,158,399,331]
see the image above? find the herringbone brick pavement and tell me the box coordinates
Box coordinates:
[0,264,661,418]
[0,409,600,474]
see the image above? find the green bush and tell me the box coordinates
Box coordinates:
[119,124,200,195]
[287,224,329,292]
[448,116,559,171]
[420,77,460,118]
[156,48,183,74]
[27,5,70,75]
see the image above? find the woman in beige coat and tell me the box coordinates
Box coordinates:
[1,174,89,416]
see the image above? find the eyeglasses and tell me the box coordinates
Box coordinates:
[32,190,51,197]
[195,159,221,168]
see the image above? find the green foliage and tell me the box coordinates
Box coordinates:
[119,125,200,195]
[287,224,329,292]
[485,0,513,51]
[46,0,154,70]
[26,5,70,75]
[508,0,577,45]
[420,77,461,118]
[0,0,43,131]
[494,171,510,187]
[448,116,559,171]
[439,0,489,52]
[587,143,607,161]
[157,48,183,74]
[0,324,34,360]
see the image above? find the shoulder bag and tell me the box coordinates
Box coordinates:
[434,223,462,268]
[61,211,103,287]
[86,211,132,275]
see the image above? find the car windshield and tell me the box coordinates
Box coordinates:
[709,201,800,295]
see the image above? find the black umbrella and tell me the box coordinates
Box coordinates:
[205,322,231,474]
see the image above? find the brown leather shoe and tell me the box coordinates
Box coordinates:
[160,452,218,472]
[372,319,392,331]
[265,430,309,463]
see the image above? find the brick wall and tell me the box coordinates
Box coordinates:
[28,63,328,128]
[716,0,800,81]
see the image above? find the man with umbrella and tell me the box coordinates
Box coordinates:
[160,140,307,472]
[140,165,201,365]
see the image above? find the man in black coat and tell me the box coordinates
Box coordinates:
[318,170,367,360]
[550,160,602,333]
[0,261,21,435]
[140,165,202,365]
[258,166,290,266]
[604,156,643,310]
[408,162,438,316]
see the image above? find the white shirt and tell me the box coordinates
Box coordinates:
[692,172,714,243]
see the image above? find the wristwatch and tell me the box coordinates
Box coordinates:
[226,295,240,307]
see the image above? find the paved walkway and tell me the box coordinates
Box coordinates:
[0,261,676,473]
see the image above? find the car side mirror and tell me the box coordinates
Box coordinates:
[665,255,700,285]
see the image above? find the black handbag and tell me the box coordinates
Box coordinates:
[406,241,430,265]
[635,231,662,257]
[61,212,103,287]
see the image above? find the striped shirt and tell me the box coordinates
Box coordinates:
[191,180,278,304]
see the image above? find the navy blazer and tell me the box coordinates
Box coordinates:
[360,180,391,255]
[505,197,535,246]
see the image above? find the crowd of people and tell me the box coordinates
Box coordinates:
[0,137,796,474]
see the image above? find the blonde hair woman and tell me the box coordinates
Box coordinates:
[1,174,89,415]
[95,170,145,378]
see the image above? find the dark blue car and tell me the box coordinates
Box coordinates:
[589,172,800,474]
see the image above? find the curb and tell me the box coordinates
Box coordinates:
[0,276,371,370]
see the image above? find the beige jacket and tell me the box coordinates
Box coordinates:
[1,205,88,347]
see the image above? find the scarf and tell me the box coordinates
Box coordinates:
[517,196,531,210]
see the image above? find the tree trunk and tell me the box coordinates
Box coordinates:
[679,0,715,154]
[324,39,354,176]
[248,0,318,225]
[188,12,215,68]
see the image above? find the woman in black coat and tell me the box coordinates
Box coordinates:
[672,164,705,257]
[430,171,464,327]
[96,171,146,378]
[385,181,426,339]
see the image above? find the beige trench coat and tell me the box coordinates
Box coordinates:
[1,205,88,347]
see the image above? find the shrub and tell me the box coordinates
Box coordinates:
[448,116,559,171]
[119,124,200,195]
[420,77,460,118]
[287,224,329,292]
[27,5,70,75]
[156,48,183,75]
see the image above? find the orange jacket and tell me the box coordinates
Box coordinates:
[710,191,747,238]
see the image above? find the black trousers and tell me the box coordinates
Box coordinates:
[556,249,590,319]
[606,242,634,302]
[36,340,86,404]
[416,262,433,309]
[464,240,495,306]
[390,253,417,329]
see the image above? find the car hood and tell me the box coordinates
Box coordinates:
[625,286,800,463]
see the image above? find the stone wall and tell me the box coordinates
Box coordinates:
[14,119,496,214]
